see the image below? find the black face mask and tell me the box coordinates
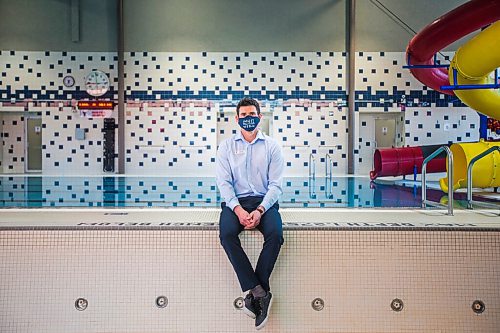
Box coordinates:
[238,116,260,131]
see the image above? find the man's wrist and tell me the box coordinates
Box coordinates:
[256,205,265,214]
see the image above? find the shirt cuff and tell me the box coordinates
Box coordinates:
[260,201,271,212]
[226,198,241,211]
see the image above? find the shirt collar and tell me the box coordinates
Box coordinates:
[235,130,266,144]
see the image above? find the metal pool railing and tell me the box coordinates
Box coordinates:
[422,145,454,216]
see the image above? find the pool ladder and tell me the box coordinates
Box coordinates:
[309,153,335,200]
[466,146,500,214]
[309,153,316,199]
[421,146,454,215]
[325,153,333,199]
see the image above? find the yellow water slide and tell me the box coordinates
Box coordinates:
[440,141,500,192]
[448,21,500,120]
[407,2,500,192]
[439,21,500,192]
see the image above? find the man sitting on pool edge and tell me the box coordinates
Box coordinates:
[216,97,284,330]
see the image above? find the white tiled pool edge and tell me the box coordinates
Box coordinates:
[0,208,498,229]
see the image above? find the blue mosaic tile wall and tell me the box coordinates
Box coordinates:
[0,51,480,175]
[0,113,25,172]
[354,52,479,173]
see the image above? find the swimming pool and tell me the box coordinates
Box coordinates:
[1,176,499,333]
[1,175,495,208]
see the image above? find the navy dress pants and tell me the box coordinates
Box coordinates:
[219,196,284,292]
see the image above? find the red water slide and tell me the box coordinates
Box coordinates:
[406,0,500,95]
[370,145,446,180]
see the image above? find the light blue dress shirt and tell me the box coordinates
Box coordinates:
[216,130,284,212]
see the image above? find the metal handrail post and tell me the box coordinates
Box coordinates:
[309,175,316,199]
[421,146,454,215]
[309,153,316,199]
[325,153,333,179]
[467,146,500,210]
[422,162,427,208]
[309,153,316,180]
[325,153,333,199]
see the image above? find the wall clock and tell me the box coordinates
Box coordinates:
[85,70,110,97]
[63,75,75,88]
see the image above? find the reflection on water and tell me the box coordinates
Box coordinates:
[0,176,497,209]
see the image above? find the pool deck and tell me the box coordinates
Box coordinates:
[0,207,498,230]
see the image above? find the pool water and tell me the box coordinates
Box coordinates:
[0,176,496,208]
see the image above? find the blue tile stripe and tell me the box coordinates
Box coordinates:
[0,88,345,101]
[1,88,466,108]
[355,89,466,111]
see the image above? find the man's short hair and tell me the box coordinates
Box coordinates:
[236,97,260,116]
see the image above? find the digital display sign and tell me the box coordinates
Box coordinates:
[77,101,114,110]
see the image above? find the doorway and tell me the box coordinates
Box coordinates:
[375,118,396,148]
[259,115,270,136]
[26,117,42,172]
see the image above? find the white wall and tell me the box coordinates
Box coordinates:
[0,50,482,176]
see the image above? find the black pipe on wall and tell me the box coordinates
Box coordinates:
[117,0,125,173]
[346,0,356,174]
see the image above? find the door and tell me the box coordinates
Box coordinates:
[259,115,270,136]
[26,117,42,172]
[375,118,396,148]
